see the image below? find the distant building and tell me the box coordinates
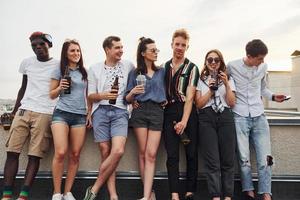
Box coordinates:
[291,50,300,111]
[264,50,300,112]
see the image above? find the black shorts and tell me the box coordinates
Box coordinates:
[130,101,164,131]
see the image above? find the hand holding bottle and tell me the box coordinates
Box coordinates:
[109,76,119,104]
[173,121,190,145]
[63,67,71,94]
[60,78,71,92]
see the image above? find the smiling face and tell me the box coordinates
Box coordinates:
[171,36,189,60]
[67,43,81,66]
[206,52,221,73]
[106,40,123,62]
[142,43,159,62]
[31,38,50,60]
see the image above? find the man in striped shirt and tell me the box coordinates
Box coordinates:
[163,29,199,200]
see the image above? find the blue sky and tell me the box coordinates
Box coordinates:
[1,0,300,98]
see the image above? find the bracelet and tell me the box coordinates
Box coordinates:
[272,95,275,101]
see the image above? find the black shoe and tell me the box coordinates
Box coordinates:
[257,194,273,200]
[184,194,194,200]
[243,194,255,200]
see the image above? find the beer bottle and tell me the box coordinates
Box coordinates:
[172,121,191,145]
[109,76,119,104]
[63,67,71,94]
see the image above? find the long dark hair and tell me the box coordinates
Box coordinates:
[200,49,227,81]
[136,37,158,75]
[60,39,87,81]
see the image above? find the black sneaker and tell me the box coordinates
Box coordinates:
[243,193,255,200]
[184,194,194,200]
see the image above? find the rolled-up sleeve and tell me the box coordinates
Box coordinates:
[261,74,273,100]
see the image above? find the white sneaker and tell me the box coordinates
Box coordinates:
[63,192,76,200]
[52,193,63,200]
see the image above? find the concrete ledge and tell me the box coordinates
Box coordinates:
[1,118,300,177]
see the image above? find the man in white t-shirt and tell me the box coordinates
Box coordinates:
[83,36,134,200]
[1,32,59,200]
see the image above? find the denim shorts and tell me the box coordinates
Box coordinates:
[52,109,86,128]
[92,105,129,142]
[130,101,164,131]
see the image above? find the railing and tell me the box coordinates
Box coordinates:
[265,109,300,116]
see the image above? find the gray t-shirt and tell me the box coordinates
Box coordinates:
[51,66,87,115]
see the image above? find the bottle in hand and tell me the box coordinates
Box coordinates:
[109,76,119,105]
[63,67,71,94]
[209,70,219,91]
[172,121,191,145]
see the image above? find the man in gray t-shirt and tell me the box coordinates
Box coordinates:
[227,39,285,200]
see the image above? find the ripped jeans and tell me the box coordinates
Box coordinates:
[234,113,272,195]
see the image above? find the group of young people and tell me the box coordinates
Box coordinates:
[1,29,286,200]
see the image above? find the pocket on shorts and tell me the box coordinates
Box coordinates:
[40,136,51,154]
[5,115,22,147]
[35,113,52,156]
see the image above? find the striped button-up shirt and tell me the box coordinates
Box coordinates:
[163,58,199,103]
[227,58,273,117]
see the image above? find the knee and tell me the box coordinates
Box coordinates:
[145,151,157,164]
[240,158,251,168]
[258,155,273,169]
[99,144,111,158]
[166,156,179,167]
[54,150,67,162]
[205,161,219,172]
[100,146,109,155]
[69,151,81,164]
[112,148,124,159]
[139,150,146,161]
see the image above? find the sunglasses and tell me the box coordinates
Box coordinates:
[207,57,221,64]
[65,38,79,43]
[31,42,46,48]
[148,48,160,53]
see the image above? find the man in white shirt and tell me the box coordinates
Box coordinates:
[227,39,285,200]
[1,32,59,200]
[83,36,134,200]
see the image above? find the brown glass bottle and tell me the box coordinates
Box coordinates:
[209,70,219,91]
[63,67,71,94]
[172,121,191,145]
[109,76,119,104]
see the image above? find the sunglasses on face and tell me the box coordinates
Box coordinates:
[207,57,221,64]
[148,48,160,53]
[31,42,46,48]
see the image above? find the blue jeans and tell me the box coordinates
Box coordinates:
[234,113,272,195]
